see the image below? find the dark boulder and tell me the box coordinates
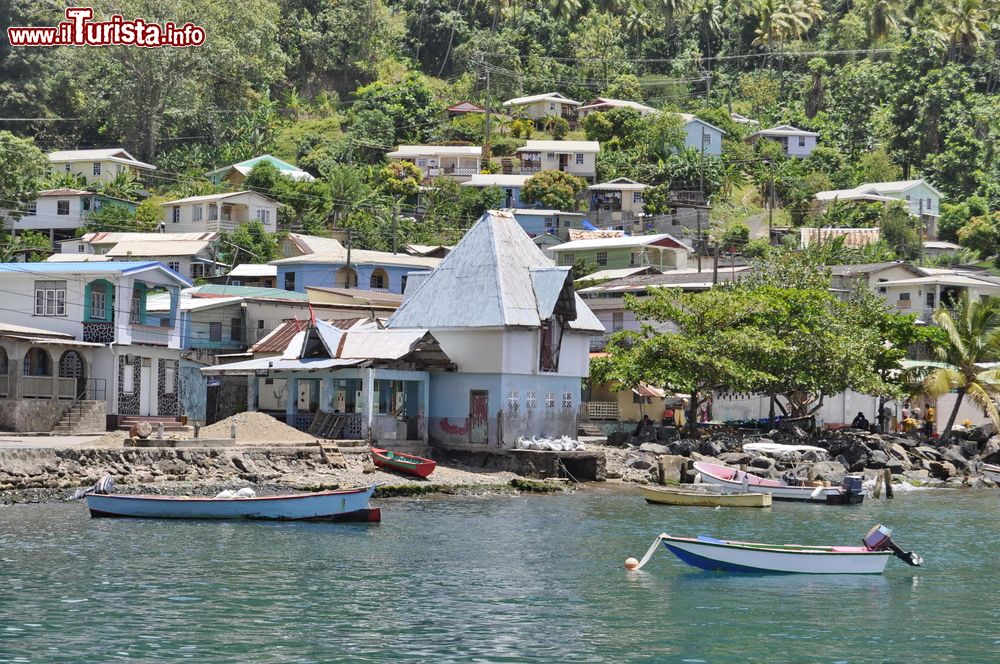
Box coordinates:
[607,431,630,447]
[867,450,889,469]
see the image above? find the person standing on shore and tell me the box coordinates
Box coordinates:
[925,405,936,438]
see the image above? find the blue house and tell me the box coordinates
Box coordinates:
[271,242,441,295]
[509,208,586,239]
[678,113,726,157]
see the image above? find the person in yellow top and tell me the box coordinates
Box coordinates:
[925,406,936,437]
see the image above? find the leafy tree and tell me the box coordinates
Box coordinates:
[938,197,989,243]
[523,170,587,211]
[82,203,156,233]
[582,112,615,142]
[0,132,48,224]
[349,72,442,145]
[243,162,332,231]
[378,161,425,198]
[572,257,600,280]
[956,213,999,259]
[218,221,279,267]
[0,230,52,262]
[99,169,143,201]
[880,204,922,261]
[547,116,570,139]
[924,294,1000,442]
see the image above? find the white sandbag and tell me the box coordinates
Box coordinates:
[235,487,256,499]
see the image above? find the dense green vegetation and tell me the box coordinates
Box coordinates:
[1,0,999,258]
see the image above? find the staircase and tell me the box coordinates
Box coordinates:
[117,415,192,436]
[53,400,107,435]
[578,422,603,437]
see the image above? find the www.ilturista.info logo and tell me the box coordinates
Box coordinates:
[7,8,206,48]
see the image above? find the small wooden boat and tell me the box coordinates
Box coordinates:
[639,485,772,508]
[371,447,436,478]
[981,462,1000,483]
[694,461,866,504]
[85,484,380,522]
[626,525,922,575]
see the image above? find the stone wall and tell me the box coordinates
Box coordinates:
[0,399,71,433]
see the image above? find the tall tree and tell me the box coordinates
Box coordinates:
[0,132,49,225]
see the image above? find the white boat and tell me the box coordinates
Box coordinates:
[626,525,922,574]
[982,462,1000,483]
[743,442,827,457]
[693,461,866,504]
[84,483,380,522]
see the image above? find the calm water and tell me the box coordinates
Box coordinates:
[1,487,998,663]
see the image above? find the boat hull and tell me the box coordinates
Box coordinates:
[660,536,891,574]
[694,461,864,503]
[639,485,772,508]
[982,463,1000,483]
[85,486,379,522]
[372,448,436,478]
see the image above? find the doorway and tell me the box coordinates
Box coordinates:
[139,359,153,415]
[469,390,488,444]
[558,154,569,171]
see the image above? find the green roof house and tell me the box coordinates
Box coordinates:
[205,154,315,187]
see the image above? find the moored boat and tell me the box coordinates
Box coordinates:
[625,525,923,574]
[981,462,1000,483]
[371,447,436,478]
[84,482,380,522]
[639,485,772,508]
[693,461,866,504]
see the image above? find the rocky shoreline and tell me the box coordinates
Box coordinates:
[603,425,1000,488]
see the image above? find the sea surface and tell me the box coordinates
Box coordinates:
[1,486,998,663]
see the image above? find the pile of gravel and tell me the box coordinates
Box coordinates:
[199,412,317,442]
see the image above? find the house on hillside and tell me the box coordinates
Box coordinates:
[509,209,586,239]
[815,179,943,235]
[386,209,604,448]
[0,261,190,432]
[202,321,455,440]
[746,124,819,157]
[502,92,580,123]
[876,272,1000,323]
[588,178,648,229]
[446,101,486,118]
[827,262,925,302]
[677,113,726,157]
[58,232,225,281]
[47,148,156,186]
[549,233,691,271]
[204,154,314,187]
[161,191,279,234]
[270,241,440,294]
[460,173,532,208]
[576,98,658,121]
[215,263,277,288]
[515,140,600,182]
[7,189,138,242]
[800,228,881,250]
[386,145,482,181]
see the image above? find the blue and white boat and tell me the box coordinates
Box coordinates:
[626,526,922,574]
[84,484,380,522]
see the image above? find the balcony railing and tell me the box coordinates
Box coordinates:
[130,323,170,346]
[521,162,542,173]
[19,375,76,399]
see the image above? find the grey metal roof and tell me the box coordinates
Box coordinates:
[827,262,921,277]
[387,210,604,332]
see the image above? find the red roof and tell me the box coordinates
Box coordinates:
[447,101,486,114]
[251,319,308,353]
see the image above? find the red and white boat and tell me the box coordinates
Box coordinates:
[693,461,866,504]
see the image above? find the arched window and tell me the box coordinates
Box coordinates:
[59,350,86,395]
[336,267,358,289]
[0,346,8,375]
[369,268,389,290]
[23,347,52,376]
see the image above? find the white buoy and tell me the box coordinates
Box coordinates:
[624,557,639,570]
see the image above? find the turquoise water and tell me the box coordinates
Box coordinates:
[1,487,998,663]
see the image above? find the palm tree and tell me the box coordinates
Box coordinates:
[548,0,582,22]
[624,1,654,53]
[99,169,142,201]
[924,294,1000,442]
[935,0,992,59]
[860,0,902,42]
[695,0,724,59]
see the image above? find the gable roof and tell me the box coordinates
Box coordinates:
[105,240,213,258]
[503,92,581,107]
[550,233,693,253]
[228,263,277,278]
[828,262,924,277]
[516,140,600,153]
[37,188,91,197]
[816,179,944,202]
[204,154,314,182]
[447,101,485,113]
[160,191,279,206]
[387,145,482,158]
[460,174,532,188]
[73,231,219,245]
[193,284,307,301]
[676,113,728,135]
[577,98,658,114]
[47,148,156,170]
[0,261,191,286]
[386,210,603,332]
[750,124,819,138]
[588,177,649,192]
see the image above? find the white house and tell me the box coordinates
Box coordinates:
[678,113,726,157]
[56,232,223,281]
[5,189,138,242]
[161,191,279,234]
[502,92,581,122]
[386,145,482,181]
[515,140,600,183]
[876,272,1000,323]
[746,124,819,157]
[0,261,191,431]
[550,233,691,271]
[386,209,604,448]
[815,179,943,225]
[204,154,314,187]
[460,173,532,208]
[47,148,156,186]
[576,98,658,120]
[588,178,649,229]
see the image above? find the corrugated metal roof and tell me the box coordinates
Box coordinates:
[228,263,277,278]
[388,145,482,157]
[0,322,73,338]
[551,233,692,252]
[517,140,599,153]
[271,247,440,268]
[194,284,306,300]
[461,174,532,187]
[106,240,211,257]
[48,148,155,169]
[0,261,192,286]
[386,210,604,332]
[251,319,309,353]
[575,266,662,282]
[531,267,572,320]
[37,188,90,197]
[503,92,580,106]
[161,191,278,205]
[578,98,657,114]
[82,231,218,245]
[46,254,111,263]
[202,357,362,375]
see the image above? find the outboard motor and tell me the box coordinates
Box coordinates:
[863,524,923,567]
[842,474,863,495]
[72,474,115,500]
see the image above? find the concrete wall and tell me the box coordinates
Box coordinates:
[180,360,207,423]
[0,398,70,432]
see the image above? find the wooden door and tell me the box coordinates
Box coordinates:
[469,390,488,444]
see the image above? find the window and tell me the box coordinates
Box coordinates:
[370,272,385,289]
[230,317,243,342]
[92,162,101,176]
[64,163,71,172]
[562,392,573,408]
[77,244,85,253]
[416,158,428,168]
[559,252,574,266]
[208,204,218,221]
[172,206,180,223]
[546,152,555,159]
[898,292,911,309]
[222,204,233,220]
[596,251,608,266]
[798,136,806,147]
[25,200,37,215]
[160,317,171,328]
[284,272,296,291]
[122,363,134,394]
[191,263,205,279]
[57,200,70,215]
[549,103,555,111]
[629,252,638,267]
[926,292,935,308]
[926,198,932,211]
[703,133,712,145]
[633,192,643,204]
[612,312,623,331]
[257,320,265,329]
[575,153,584,165]
[167,261,180,273]
[255,209,271,225]
[82,198,90,211]
[130,291,142,324]
[526,391,537,409]
[34,281,66,316]
[90,284,107,320]
[193,205,203,222]
[209,322,222,342]
[163,366,176,394]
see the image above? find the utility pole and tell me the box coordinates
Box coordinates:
[392,202,399,254]
[698,126,706,273]
[696,214,702,273]
[483,59,492,159]
[712,243,719,285]
[346,227,353,289]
